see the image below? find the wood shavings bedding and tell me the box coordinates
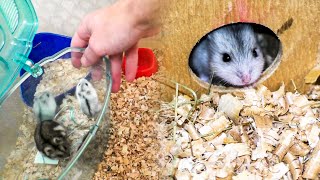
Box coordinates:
[159,84,320,180]
[94,76,162,179]
[94,49,165,179]
[0,59,108,179]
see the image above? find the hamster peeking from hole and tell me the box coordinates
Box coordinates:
[189,23,280,87]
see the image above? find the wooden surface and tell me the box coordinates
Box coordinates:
[158,0,320,100]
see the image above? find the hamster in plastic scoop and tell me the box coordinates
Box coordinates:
[189,24,266,87]
[33,91,70,159]
[34,120,70,159]
[33,91,57,121]
[76,78,101,117]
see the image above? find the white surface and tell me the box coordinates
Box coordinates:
[34,151,59,165]
[32,0,117,36]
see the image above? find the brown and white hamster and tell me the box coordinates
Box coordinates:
[34,120,70,159]
[189,24,266,87]
[76,78,101,117]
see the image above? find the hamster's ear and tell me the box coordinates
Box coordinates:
[53,137,63,145]
[44,146,54,155]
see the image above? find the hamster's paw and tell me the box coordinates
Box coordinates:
[33,91,57,121]
[76,79,100,117]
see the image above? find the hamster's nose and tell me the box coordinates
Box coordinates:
[241,74,251,84]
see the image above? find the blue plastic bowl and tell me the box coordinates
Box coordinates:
[20,33,72,107]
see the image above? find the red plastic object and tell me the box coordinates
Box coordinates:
[122,48,158,78]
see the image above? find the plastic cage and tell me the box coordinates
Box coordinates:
[0,0,38,103]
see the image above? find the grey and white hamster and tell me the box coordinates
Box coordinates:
[33,91,57,121]
[76,78,101,117]
[34,120,70,159]
[189,24,266,87]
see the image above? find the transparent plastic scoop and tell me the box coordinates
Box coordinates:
[1,47,112,179]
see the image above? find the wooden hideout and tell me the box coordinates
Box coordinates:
[157,0,320,100]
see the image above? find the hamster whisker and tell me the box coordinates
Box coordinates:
[207,74,215,94]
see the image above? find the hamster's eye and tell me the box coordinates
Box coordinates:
[85,83,88,86]
[252,48,258,58]
[222,53,231,62]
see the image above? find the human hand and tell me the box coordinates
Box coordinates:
[71,0,161,92]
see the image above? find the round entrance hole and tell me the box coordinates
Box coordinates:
[188,22,282,92]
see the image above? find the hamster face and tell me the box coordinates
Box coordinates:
[76,78,101,117]
[208,24,265,87]
[34,120,70,159]
[33,91,57,121]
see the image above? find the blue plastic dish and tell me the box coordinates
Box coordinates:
[19,33,90,107]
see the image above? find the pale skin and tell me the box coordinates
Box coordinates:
[71,0,163,92]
